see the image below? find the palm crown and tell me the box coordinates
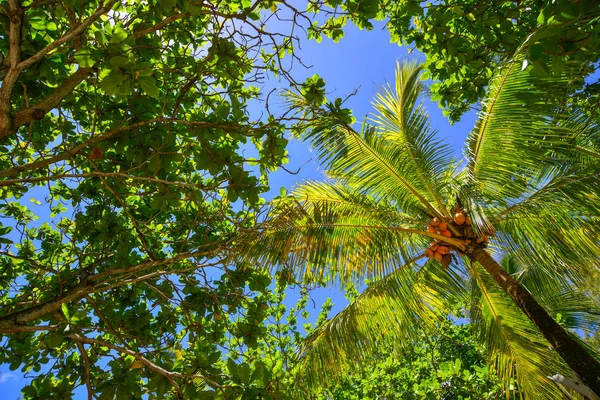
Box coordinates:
[243,52,600,398]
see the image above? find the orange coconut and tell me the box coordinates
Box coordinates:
[476,234,489,244]
[438,246,450,255]
[453,212,466,225]
[440,230,452,238]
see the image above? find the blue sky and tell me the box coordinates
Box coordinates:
[0,19,481,400]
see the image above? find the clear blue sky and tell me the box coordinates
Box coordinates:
[0,20,480,400]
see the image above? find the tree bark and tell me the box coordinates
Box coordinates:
[470,247,600,395]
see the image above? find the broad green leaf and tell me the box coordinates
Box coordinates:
[74,47,97,67]
[138,76,160,98]
[100,70,127,95]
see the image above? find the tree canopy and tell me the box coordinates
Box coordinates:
[1,0,600,399]
[0,0,324,398]
[308,0,600,121]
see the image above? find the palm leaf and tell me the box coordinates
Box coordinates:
[294,258,468,389]
[242,181,444,283]
[469,254,600,399]
[468,258,566,399]
[370,61,454,217]
[285,65,452,219]
[492,163,600,293]
[465,34,593,201]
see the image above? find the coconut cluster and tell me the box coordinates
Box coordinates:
[424,210,493,269]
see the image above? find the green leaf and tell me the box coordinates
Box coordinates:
[100,71,128,95]
[61,303,70,320]
[109,25,128,44]
[138,76,160,98]
[74,47,98,68]
[300,74,326,106]
[109,56,130,69]
[158,0,177,10]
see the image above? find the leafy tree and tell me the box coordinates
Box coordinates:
[244,59,600,397]
[306,0,600,121]
[0,0,334,398]
[386,0,600,120]
[317,311,513,400]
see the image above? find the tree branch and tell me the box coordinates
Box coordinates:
[69,333,187,398]
[16,0,119,71]
[131,12,190,40]
[0,118,271,178]
[71,333,224,389]
[76,342,96,400]
[3,67,93,139]
[0,275,94,334]
[0,0,24,136]
[0,249,225,334]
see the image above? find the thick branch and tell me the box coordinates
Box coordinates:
[0,249,221,334]
[3,67,93,139]
[0,118,270,178]
[0,0,23,136]
[0,275,93,334]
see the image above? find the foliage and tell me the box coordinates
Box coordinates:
[0,0,333,398]
[305,0,600,121]
[317,312,512,400]
[244,57,600,397]
[387,0,600,120]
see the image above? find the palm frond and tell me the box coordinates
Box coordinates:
[241,182,451,283]
[465,38,593,201]
[285,71,450,219]
[468,258,566,399]
[370,61,454,217]
[294,258,468,389]
[491,163,600,292]
[505,256,600,335]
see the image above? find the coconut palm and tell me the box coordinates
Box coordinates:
[242,55,600,397]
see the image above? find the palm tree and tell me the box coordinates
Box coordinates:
[243,56,600,397]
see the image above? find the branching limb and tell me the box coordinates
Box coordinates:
[5,67,93,139]
[16,0,119,71]
[0,0,24,135]
[76,342,96,400]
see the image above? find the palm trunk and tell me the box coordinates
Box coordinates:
[470,248,600,395]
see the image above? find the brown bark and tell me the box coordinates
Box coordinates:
[470,247,600,395]
[0,0,24,136]
[0,275,93,334]
[0,249,220,333]
[4,67,93,139]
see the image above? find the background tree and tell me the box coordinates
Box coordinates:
[244,59,600,397]
[316,308,515,400]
